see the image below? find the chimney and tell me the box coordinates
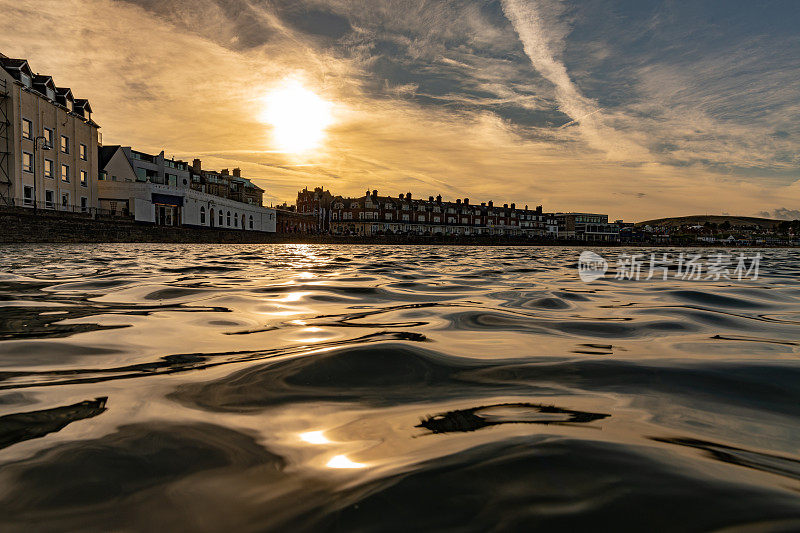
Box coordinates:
[456,199,461,205]
[428,195,434,202]
[488,200,493,207]
[221,168,229,176]
[511,203,515,210]
[481,202,486,207]
[436,194,442,203]
[192,158,202,172]
[525,205,528,210]
[464,198,469,205]
[536,205,543,214]
[406,192,412,200]
[366,189,370,196]
[372,189,378,197]
[504,203,508,209]
[233,167,241,178]
[399,193,404,199]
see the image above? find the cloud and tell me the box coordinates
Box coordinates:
[1,0,798,222]
[757,208,800,220]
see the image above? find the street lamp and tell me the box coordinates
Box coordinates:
[31,135,51,213]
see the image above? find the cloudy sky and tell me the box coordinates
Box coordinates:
[2,0,799,220]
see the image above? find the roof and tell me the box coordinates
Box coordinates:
[56,87,73,99]
[98,145,121,169]
[0,57,33,81]
[74,98,92,112]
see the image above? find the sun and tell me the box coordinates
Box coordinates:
[262,79,334,154]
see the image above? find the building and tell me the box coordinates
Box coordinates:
[97,146,276,232]
[122,147,191,187]
[555,213,620,241]
[296,186,334,232]
[275,206,317,233]
[189,160,264,207]
[0,53,100,212]
[326,189,557,237]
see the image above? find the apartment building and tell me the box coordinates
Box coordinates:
[325,190,557,237]
[0,53,99,212]
[189,160,264,206]
[555,213,620,241]
[97,146,276,232]
[296,186,334,232]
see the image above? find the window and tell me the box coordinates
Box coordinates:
[22,118,32,140]
[44,159,53,179]
[218,210,223,226]
[61,164,70,182]
[22,152,33,173]
[60,135,69,154]
[234,214,238,227]
[43,128,53,148]
[44,190,54,209]
[20,73,31,87]
[23,186,33,205]
[80,197,88,213]
[80,170,87,187]
[200,206,206,224]
[249,215,253,229]
[79,143,87,161]
[226,211,231,226]
[61,192,70,209]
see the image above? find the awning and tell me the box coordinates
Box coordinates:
[151,193,184,207]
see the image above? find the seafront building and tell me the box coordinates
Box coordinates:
[296,188,565,237]
[554,213,620,241]
[97,146,276,232]
[0,53,99,212]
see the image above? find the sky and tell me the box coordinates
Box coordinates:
[1,0,799,220]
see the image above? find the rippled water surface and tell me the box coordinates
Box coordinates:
[2,244,800,531]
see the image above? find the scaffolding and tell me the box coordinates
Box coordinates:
[0,77,11,206]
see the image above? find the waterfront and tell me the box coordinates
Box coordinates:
[1,244,800,531]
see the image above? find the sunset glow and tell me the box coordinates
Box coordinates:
[262,79,333,154]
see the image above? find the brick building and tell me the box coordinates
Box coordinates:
[275,206,317,233]
[296,186,334,232]
[326,189,558,237]
[189,160,264,206]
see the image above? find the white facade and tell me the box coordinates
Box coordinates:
[97,181,276,232]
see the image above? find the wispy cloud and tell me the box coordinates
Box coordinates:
[1,0,798,220]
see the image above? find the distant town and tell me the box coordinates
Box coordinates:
[1,52,798,246]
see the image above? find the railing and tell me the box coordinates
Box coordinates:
[2,198,133,218]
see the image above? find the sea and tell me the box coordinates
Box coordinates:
[1,244,799,531]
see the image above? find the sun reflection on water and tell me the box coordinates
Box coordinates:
[299,431,331,445]
[326,455,367,469]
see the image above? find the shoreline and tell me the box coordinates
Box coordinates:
[0,209,794,247]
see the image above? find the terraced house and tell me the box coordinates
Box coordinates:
[326,189,558,237]
[0,52,99,212]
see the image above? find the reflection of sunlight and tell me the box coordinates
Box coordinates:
[300,430,331,445]
[326,454,366,469]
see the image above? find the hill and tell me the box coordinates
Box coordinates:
[635,215,782,229]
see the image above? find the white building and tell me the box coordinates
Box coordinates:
[97,145,275,232]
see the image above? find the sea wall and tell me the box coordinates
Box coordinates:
[0,208,597,246]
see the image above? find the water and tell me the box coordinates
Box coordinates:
[1,244,800,531]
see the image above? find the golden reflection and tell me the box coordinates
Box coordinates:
[299,430,331,445]
[326,454,366,469]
